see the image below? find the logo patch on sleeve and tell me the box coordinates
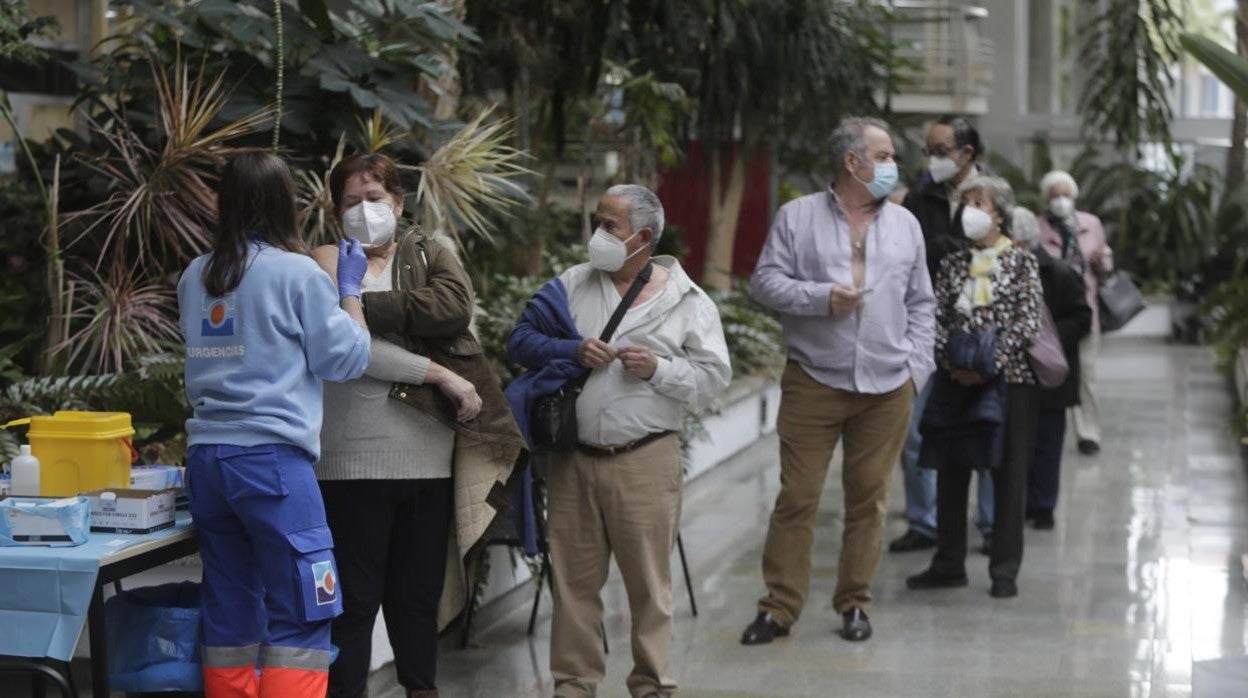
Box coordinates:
[311,560,338,605]
[201,295,235,337]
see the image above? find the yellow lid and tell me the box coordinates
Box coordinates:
[26,411,135,439]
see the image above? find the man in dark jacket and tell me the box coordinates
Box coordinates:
[891,115,995,554]
[1012,208,1092,530]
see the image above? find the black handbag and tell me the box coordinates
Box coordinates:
[529,263,654,453]
[1097,271,1146,333]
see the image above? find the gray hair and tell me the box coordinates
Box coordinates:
[956,175,1016,234]
[829,116,892,182]
[1039,170,1079,200]
[604,183,665,248]
[1010,206,1040,249]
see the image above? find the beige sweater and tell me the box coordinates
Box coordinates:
[316,257,455,480]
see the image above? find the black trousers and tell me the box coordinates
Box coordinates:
[932,384,1038,583]
[1026,407,1067,514]
[320,478,453,698]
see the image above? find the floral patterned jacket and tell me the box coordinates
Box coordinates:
[933,244,1044,385]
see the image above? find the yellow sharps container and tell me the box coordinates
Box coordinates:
[3,411,136,496]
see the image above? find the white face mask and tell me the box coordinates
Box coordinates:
[342,201,397,248]
[1049,196,1075,219]
[588,227,643,272]
[961,205,995,242]
[928,156,961,184]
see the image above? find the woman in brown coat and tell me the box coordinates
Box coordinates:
[311,153,524,698]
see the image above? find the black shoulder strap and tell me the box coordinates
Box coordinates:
[598,262,653,343]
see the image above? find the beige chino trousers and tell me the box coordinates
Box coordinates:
[547,434,682,698]
[758,362,914,625]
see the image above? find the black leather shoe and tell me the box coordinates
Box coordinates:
[990,579,1018,598]
[978,535,992,556]
[840,608,872,642]
[740,612,790,645]
[888,529,937,553]
[1032,511,1055,530]
[906,568,969,590]
[1077,439,1101,455]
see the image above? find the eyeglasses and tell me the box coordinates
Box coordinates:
[921,146,957,158]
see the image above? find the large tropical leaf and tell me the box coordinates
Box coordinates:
[1180,32,1248,103]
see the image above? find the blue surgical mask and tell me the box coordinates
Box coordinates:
[854,161,899,200]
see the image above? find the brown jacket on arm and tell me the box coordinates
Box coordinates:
[362,226,526,630]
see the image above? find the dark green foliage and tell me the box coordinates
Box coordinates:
[707,281,784,380]
[1078,0,1181,154]
[1070,148,1217,291]
[0,2,58,63]
[79,0,474,163]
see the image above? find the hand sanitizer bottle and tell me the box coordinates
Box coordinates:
[11,445,40,496]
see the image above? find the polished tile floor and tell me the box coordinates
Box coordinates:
[423,340,1248,698]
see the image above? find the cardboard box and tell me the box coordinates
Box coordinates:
[0,496,91,546]
[85,488,176,534]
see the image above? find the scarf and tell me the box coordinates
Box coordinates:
[955,235,1012,317]
[1048,214,1086,275]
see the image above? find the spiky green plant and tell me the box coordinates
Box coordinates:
[67,53,272,269]
[54,263,182,375]
[414,107,533,246]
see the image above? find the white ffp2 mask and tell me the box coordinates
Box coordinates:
[960,205,995,242]
[928,156,960,184]
[342,201,397,248]
[587,228,643,272]
[1048,196,1075,219]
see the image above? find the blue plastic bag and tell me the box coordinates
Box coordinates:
[105,582,203,693]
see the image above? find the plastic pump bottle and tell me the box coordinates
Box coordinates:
[10,445,40,496]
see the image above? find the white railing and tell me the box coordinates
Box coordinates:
[885,1,994,109]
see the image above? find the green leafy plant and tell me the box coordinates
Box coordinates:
[67,54,272,270]
[1069,148,1217,290]
[0,2,57,63]
[707,280,785,380]
[414,107,533,246]
[55,263,183,375]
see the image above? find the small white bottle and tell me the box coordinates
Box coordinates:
[11,445,41,496]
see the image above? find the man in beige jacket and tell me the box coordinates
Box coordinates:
[508,184,732,698]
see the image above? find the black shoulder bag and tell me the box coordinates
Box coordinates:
[530,263,654,453]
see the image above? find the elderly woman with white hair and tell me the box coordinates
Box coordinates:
[907,176,1043,599]
[1037,170,1113,456]
[1011,208,1092,530]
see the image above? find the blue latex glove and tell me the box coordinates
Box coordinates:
[337,237,368,300]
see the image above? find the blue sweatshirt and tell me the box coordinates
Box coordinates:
[178,243,371,460]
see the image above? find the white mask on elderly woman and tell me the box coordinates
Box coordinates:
[1048,196,1075,219]
[342,201,397,248]
[960,205,995,242]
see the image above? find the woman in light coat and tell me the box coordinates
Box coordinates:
[1036,170,1113,456]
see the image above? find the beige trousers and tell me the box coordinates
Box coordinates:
[1071,329,1101,444]
[548,434,682,698]
[758,362,914,625]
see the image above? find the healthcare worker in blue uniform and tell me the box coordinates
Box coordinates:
[178,152,372,698]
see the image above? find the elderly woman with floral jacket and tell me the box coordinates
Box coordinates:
[907,175,1043,600]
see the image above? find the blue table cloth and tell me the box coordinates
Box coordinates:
[0,513,193,661]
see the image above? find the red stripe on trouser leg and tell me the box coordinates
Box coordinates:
[260,667,328,698]
[203,665,259,698]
